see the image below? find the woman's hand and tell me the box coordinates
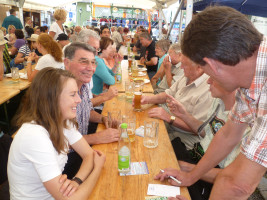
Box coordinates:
[114,53,123,65]
[93,150,106,168]
[58,174,79,197]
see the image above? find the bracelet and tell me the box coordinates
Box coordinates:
[72,177,83,185]
[26,61,32,64]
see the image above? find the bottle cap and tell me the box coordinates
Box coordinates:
[121,123,127,129]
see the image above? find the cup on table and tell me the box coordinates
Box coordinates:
[107,110,122,129]
[143,120,159,148]
[132,65,139,77]
[11,67,19,82]
[122,114,136,142]
[125,81,134,101]
[128,58,132,69]
[133,83,143,112]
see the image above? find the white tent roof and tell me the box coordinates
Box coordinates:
[22,0,177,10]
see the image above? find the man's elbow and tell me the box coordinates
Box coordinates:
[215,170,254,199]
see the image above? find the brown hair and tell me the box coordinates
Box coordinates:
[15,67,77,153]
[139,32,152,41]
[100,37,114,51]
[182,6,263,66]
[37,33,63,62]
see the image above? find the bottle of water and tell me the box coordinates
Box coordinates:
[118,123,131,174]
[115,61,122,83]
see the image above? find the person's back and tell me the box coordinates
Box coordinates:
[2,9,23,30]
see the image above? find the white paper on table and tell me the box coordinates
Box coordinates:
[135,126,144,137]
[119,162,149,176]
[147,184,180,197]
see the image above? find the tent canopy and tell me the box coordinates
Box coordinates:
[193,0,267,18]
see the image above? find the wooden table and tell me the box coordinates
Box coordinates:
[0,77,31,91]
[113,60,154,93]
[89,94,191,200]
[0,88,20,105]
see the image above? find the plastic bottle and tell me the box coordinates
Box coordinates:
[118,123,131,174]
[115,61,122,83]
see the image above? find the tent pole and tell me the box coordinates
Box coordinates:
[167,0,184,39]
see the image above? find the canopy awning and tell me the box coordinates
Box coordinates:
[193,0,267,18]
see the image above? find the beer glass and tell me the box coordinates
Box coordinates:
[143,121,159,148]
[108,110,121,129]
[125,81,134,101]
[11,67,19,82]
[134,83,143,112]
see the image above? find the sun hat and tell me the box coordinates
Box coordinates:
[0,30,8,45]
[56,33,69,41]
[27,34,39,42]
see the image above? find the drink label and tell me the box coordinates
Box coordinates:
[118,155,130,170]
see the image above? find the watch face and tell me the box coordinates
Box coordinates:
[171,116,176,120]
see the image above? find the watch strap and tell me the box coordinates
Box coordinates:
[72,177,83,185]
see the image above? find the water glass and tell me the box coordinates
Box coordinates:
[11,67,19,82]
[143,121,159,148]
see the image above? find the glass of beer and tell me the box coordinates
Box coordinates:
[134,83,143,112]
[128,58,132,69]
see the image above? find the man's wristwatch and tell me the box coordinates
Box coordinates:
[72,177,83,185]
[169,116,176,125]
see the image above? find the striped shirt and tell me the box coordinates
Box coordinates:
[229,36,267,168]
[18,44,31,57]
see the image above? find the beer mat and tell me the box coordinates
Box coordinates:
[145,196,168,200]
[147,184,180,197]
[119,162,149,176]
[135,126,144,137]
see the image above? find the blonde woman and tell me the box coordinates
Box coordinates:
[49,9,67,40]
[26,33,64,81]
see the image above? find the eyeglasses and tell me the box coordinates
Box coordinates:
[72,58,98,66]
[94,48,101,53]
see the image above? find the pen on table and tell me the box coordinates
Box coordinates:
[160,169,182,185]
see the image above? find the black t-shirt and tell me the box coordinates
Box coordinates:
[145,40,158,72]
[135,40,146,58]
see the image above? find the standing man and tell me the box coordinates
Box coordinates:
[2,9,23,30]
[139,32,158,79]
[157,6,267,200]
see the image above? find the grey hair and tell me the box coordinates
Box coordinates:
[169,43,181,54]
[156,39,171,54]
[64,42,96,60]
[111,26,117,31]
[117,27,123,32]
[77,29,100,44]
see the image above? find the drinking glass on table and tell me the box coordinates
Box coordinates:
[133,83,143,112]
[125,81,134,101]
[143,120,159,148]
[122,115,136,142]
[11,67,19,82]
[107,110,122,129]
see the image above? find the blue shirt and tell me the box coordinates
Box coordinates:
[2,15,23,30]
[92,56,115,95]
[156,54,167,85]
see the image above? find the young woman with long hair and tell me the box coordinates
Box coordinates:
[26,33,64,81]
[8,67,105,200]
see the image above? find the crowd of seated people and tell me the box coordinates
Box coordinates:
[1,10,266,200]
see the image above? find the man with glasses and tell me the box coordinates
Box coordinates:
[77,29,118,111]
[63,42,119,179]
